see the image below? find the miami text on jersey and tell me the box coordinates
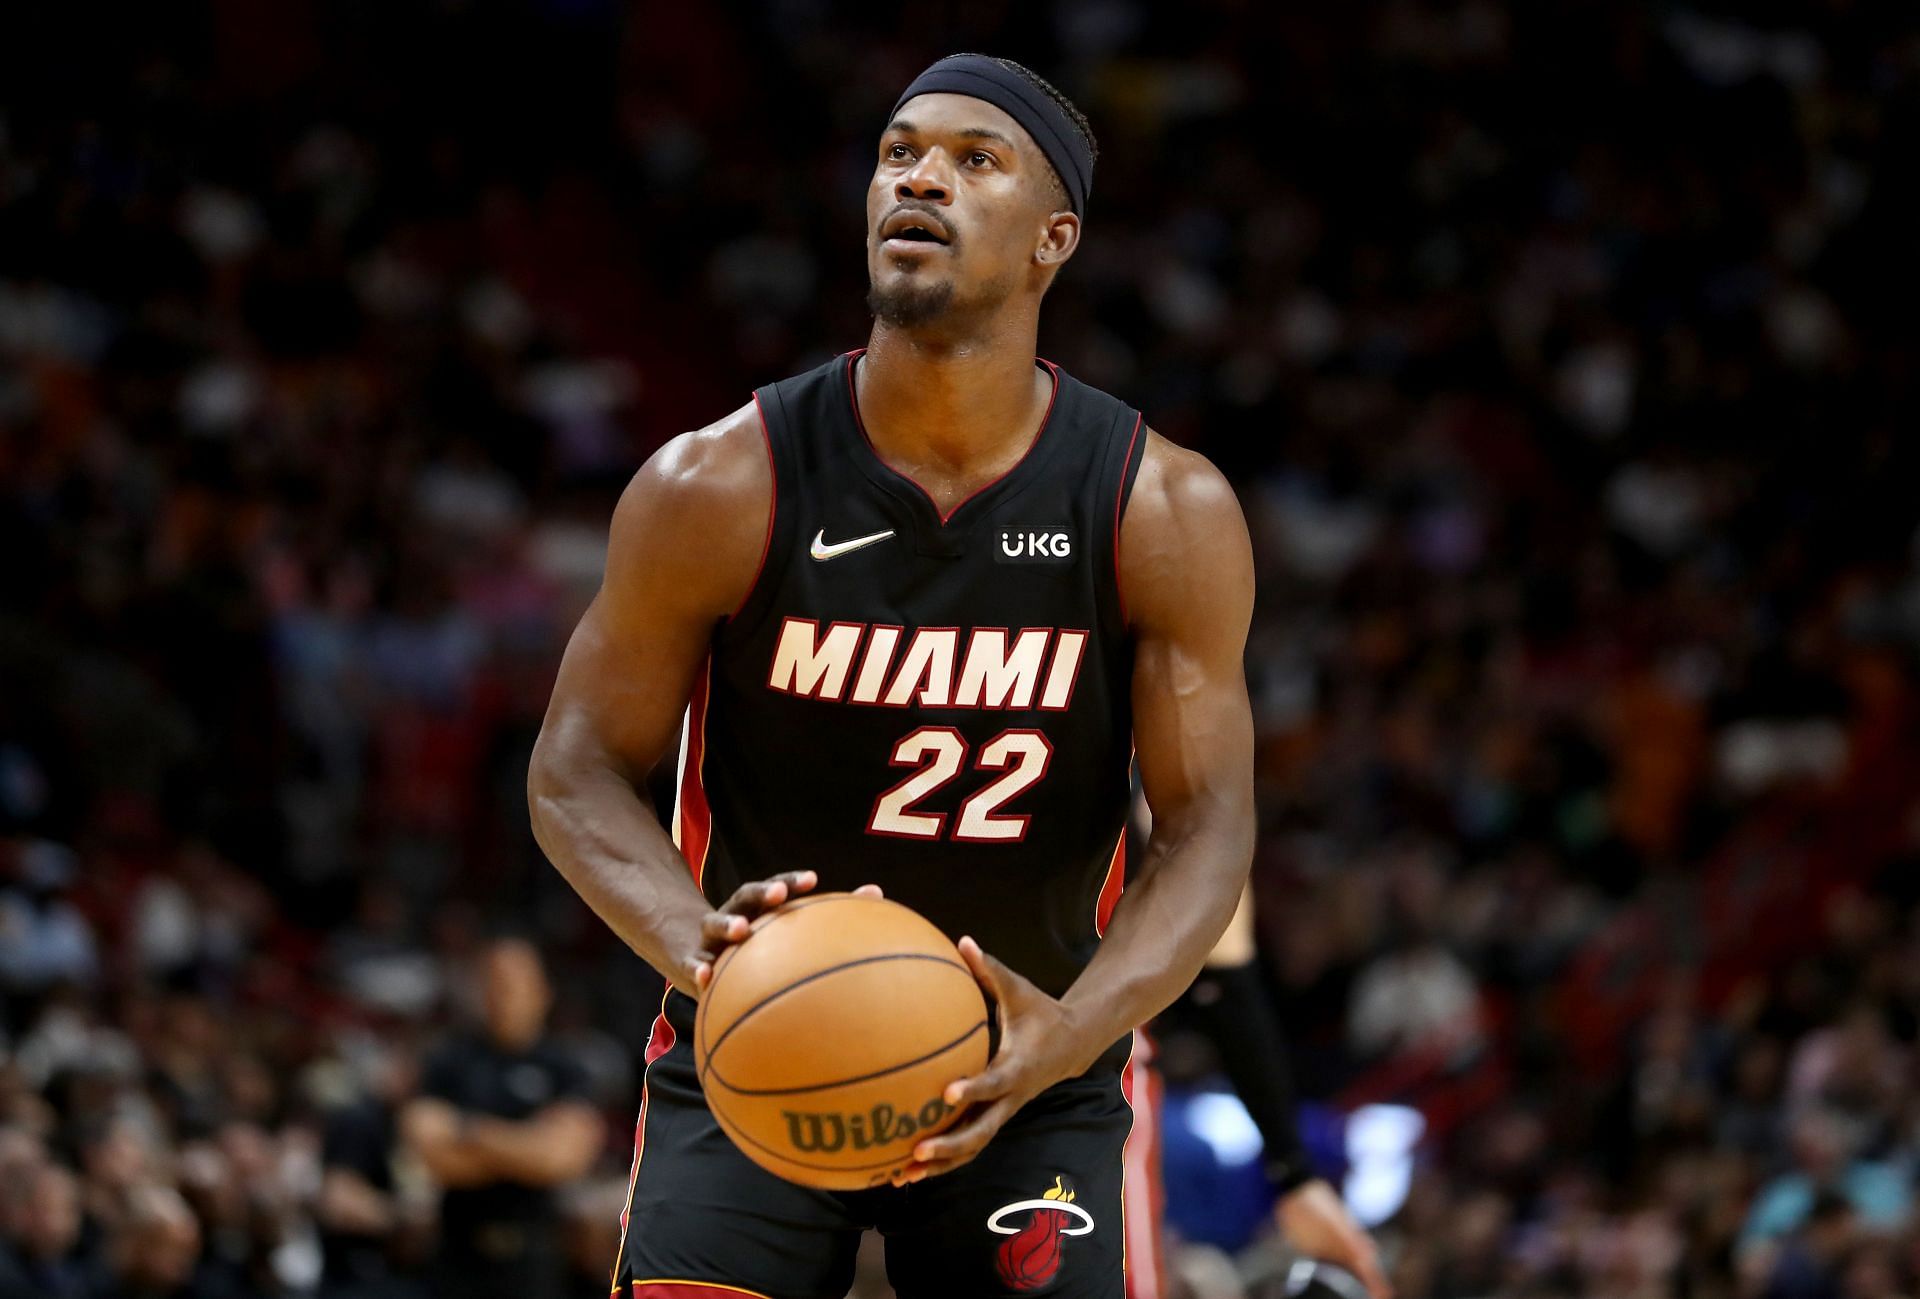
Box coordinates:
[766,617,1087,711]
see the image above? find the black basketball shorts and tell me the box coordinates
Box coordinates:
[612,992,1149,1299]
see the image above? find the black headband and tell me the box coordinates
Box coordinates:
[890,55,1093,215]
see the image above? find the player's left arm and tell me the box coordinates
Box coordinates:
[903,430,1255,1181]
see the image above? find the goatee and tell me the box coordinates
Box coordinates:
[867,278,956,329]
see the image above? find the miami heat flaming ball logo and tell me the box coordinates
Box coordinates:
[989,1176,1095,1291]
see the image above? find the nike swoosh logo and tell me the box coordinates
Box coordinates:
[810,528,895,561]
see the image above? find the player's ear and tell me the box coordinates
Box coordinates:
[1035,209,1080,269]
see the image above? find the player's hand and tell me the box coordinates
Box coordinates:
[1278,1179,1393,1299]
[690,872,883,993]
[891,936,1086,1184]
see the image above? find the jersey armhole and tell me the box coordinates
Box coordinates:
[723,388,790,631]
[1109,412,1147,629]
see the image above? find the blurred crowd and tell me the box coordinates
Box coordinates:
[4,1,1920,1297]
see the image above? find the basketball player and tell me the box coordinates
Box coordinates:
[1143,888,1393,1299]
[531,54,1253,1297]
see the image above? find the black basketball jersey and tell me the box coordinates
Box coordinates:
[672,349,1146,1007]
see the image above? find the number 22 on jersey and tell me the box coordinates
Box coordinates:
[868,728,1054,843]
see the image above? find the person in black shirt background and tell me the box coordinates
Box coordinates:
[400,939,601,1299]
[318,1039,429,1299]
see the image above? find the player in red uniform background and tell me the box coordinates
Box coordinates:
[1120,878,1392,1299]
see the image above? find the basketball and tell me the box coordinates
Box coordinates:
[693,892,991,1190]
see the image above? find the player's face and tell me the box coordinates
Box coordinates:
[867,93,1074,328]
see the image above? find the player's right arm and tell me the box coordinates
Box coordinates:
[528,404,806,993]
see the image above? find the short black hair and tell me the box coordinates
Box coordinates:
[980,56,1099,210]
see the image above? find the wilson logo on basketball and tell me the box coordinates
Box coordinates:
[780,1098,955,1154]
[989,1175,1094,1291]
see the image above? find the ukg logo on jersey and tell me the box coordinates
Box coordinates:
[995,526,1074,565]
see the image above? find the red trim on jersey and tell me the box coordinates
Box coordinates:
[674,660,714,887]
[843,350,1062,526]
[613,992,678,1287]
[1113,412,1145,627]
[1095,829,1126,935]
[729,395,778,622]
[1120,1032,1167,1299]
[644,1006,677,1066]
[632,653,704,1298]
[626,1282,775,1299]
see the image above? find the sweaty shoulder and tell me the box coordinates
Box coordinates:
[1117,429,1254,637]
[605,401,773,625]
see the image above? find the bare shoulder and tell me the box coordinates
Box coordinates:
[1118,429,1254,635]
[606,401,772,621]
[616,401,770,535]
[1123,430,1244,538]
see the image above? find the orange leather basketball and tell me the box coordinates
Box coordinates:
[693,892,990,1190]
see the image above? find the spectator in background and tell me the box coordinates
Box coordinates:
[0,1161,94,1299]
[0,1132,44,1252]
[1347,934,1484,1063]
[106,1184,216,1299]
[319,1037,429,1299]
[1786,1003,1904,1145]
[1743,1109,1912,1247]
[401,938,600,1299]
[0,840,98,994]
[1759,1191,1859,1299]
[1718,1036,1790,1161]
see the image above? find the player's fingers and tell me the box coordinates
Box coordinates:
[764,868,818,897]
[756,871,817,913]
[852,883,883,898]
[956,935,1013,1004]
[943,1062,1015,1109]
[723,879,783,914]
[692,960,713,991]
[903,1134,991,1178]
[898,1105,1006,1174]
[725,869,818,916]
[910,1100,1009,1167]
[700,912,750,945]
